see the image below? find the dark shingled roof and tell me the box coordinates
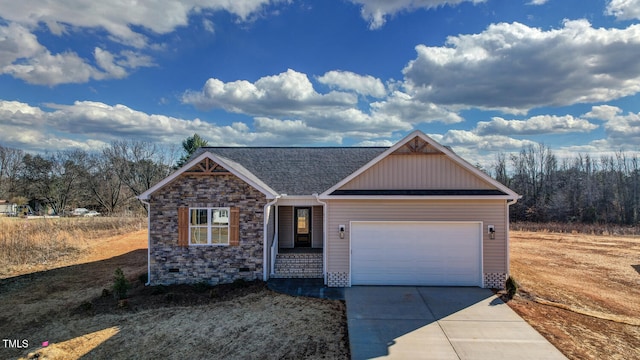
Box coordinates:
[193,147,388,195]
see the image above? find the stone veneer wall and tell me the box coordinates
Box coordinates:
[327,272,349,287]
[483,272,507,289]
[148,174,266,285]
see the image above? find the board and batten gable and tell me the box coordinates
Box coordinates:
[339,153,495,190]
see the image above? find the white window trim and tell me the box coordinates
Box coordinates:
[189,207,230,246]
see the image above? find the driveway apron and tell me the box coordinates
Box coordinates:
[345,286,567,360]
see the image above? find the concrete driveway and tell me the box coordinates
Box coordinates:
[345,287,567,360]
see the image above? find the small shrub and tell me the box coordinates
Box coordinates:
[505,276,519,300]
[112,268,130,300]
[101,288,111,298]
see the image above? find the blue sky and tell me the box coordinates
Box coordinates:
[1,0,639,165]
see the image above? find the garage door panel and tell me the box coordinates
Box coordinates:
[351,222,481,286]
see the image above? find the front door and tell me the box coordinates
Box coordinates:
[294,207,311,247]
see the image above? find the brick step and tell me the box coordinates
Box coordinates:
[273,253,323,279]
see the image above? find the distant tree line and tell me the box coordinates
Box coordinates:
[493,144,640,225]
[0,141,177,216]
[2,137,638,225]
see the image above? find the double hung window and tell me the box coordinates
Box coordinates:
[189,208,230,245]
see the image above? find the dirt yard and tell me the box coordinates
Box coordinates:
[0,229,348,360]
[507,230,640,360]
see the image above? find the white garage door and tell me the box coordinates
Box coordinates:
[351,221,482,286]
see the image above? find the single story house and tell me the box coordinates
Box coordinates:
[138,130,520,288]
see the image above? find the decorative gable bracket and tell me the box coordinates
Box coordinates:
[393,136,443,155]
[184,158,231,175]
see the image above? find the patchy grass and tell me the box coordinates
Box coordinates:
[0,229,348,360]
[506,230,640,360]
[511,221,640,236]
[0,217,145,275]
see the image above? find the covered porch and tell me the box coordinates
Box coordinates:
[266,203,325,280]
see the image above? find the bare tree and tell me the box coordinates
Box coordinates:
[87,152,125,215]
[0,145,25,199]
[509,144,557,222]
[103,140,175,199]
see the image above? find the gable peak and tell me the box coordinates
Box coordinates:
[392,136,443,155]
[185,157,229,174]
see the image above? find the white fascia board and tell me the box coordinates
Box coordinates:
[278,195,316,200]
[319,195,516,201]
[137,152,278,200]
[277,195,325,206]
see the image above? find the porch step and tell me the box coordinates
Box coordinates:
[272,253,323,279]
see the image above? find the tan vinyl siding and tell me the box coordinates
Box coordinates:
[278,206,294,248]
[312,206,323,248]
[340,154,495,190]
[326,199,507,275]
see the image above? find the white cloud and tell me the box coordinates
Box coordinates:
[355,139,395,146]
[182,69,357,116]
[0,100,46,126]
[583,104,622,120]
[0,23,98,85]
[203,19,216,33]
[317,70,387,98]
[253,117,344,144]
[1,99,376,152]
[0,1,279,85]
[0,23,155,85]
[0,0,281,48]
[475,115,598,135]
[0,23,41,66]
[583,105,640,145]
[606,0,640,20]
[441,129,538,151]
[403,20,640,113]
[4,50,101,86]
[527,0,549,4]
[183,68,467,139]
[183,69,464,140]
[94,48,128,79]
[349,0,486,29]
[370,90,463,125]
[0,100,110,151]
[117,51,156,69]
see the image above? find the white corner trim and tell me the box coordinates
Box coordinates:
[263,195,281,281]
